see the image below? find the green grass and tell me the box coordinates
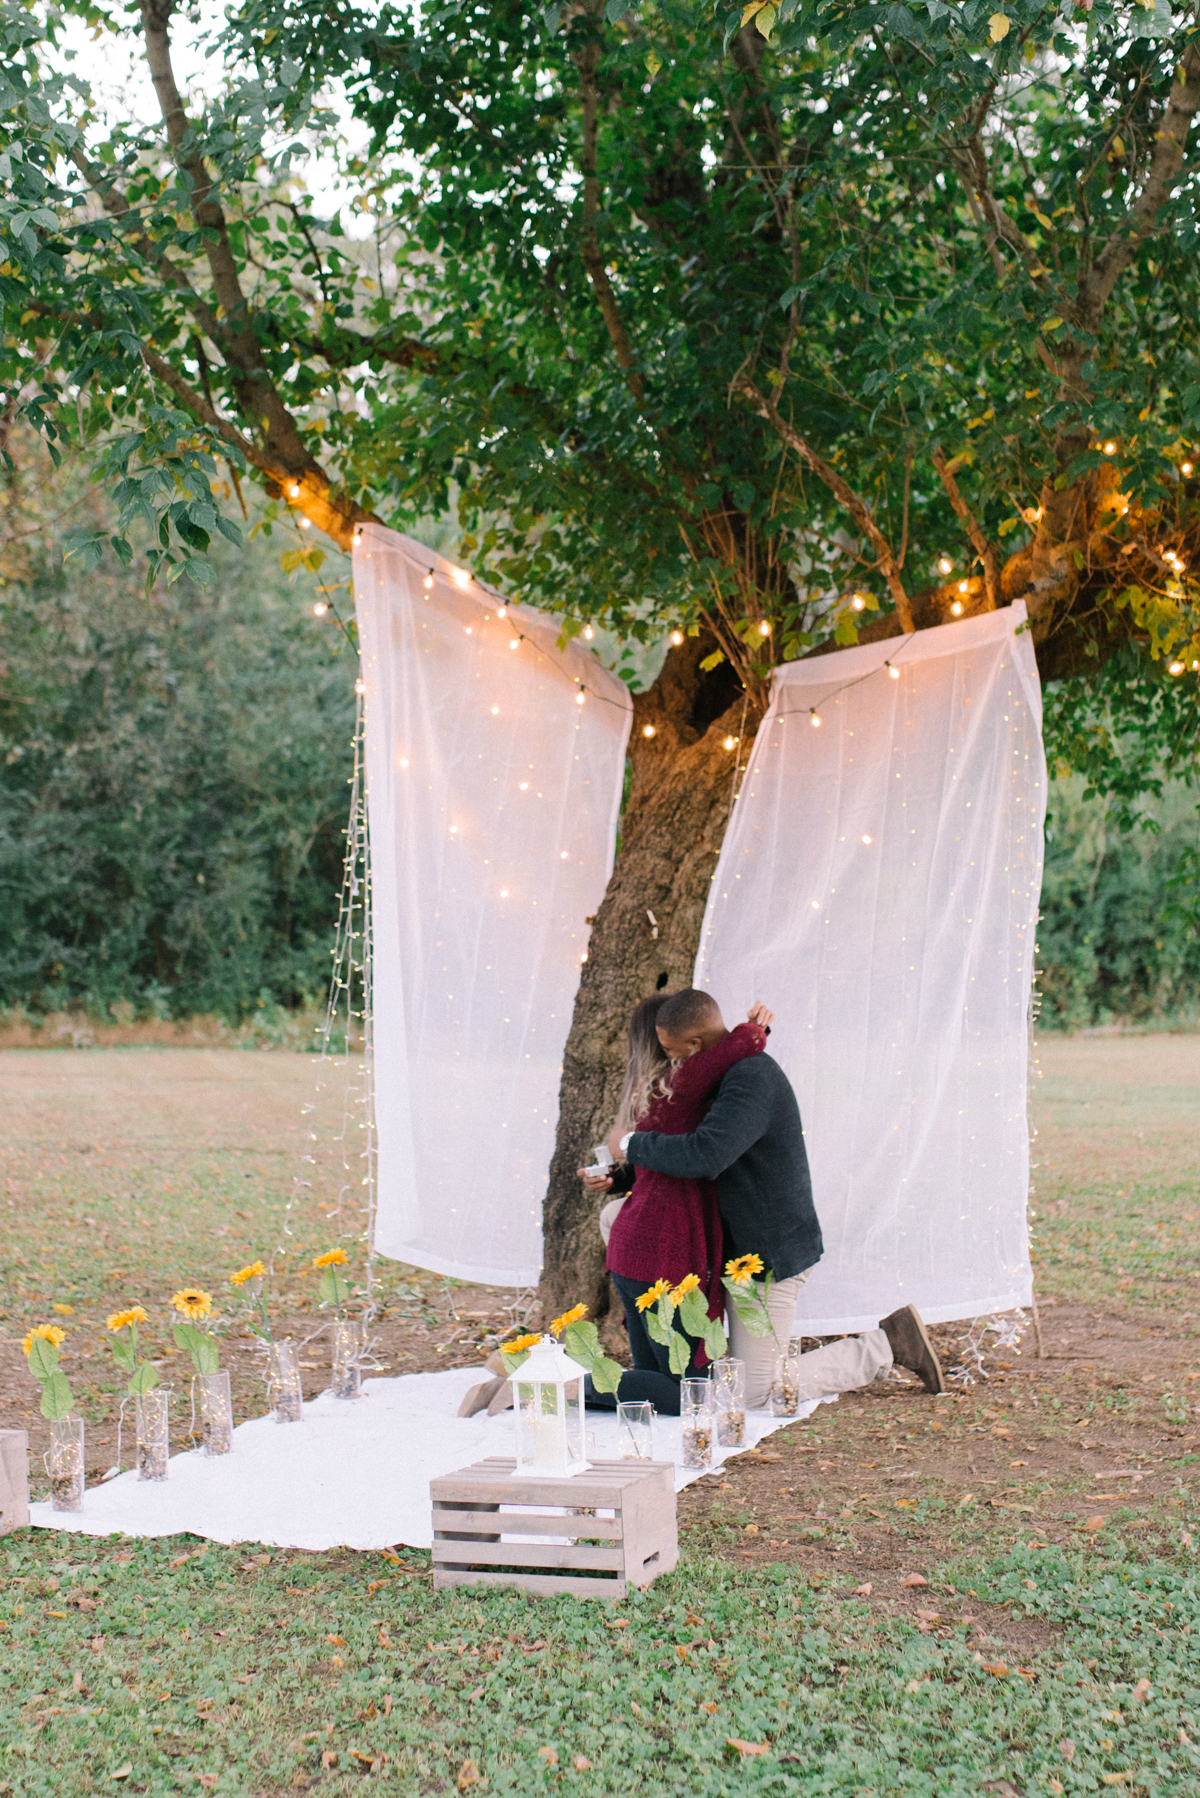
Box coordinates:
[3,1531,1200,1796]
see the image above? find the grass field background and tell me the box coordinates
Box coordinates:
[1,1034,1198,1796]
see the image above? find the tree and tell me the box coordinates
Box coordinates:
[2,0,1198,1316]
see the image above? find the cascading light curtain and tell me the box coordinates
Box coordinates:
[696,604,1045,1332]
[355,525,633,1285]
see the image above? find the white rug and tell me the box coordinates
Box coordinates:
[28,1367,823,1551]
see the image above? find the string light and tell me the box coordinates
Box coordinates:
[500,888,509,898]
[288,484,301,499]
[887,664,901,680]
[299,516,311,529]
[1183,462,1195,477]
[758,619,772,637]
[491,705,500,715]
[509,638,520,650]
[575,690,586,705]
[560,850,568,859]
[958,580,969,593]
[450,567,471,589]
[1169,660,1185,675]
[723,735,738,751]
[520,781,529,791]
[352,532,362,548]
[313,602,328,617]
[851,593,867,611]
[810,713,822,728]
[951,600,963,616]
[423,571,434,590]
[1103,440,1117,455]
[642,724,656,738]
[583,625,595,640]
[355,678,365,696]
[670,629,684,646]
[861,834,872,845]
[497,606,507,618]
[465,626,473,635]
[937,556,953,576]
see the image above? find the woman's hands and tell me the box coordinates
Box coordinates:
[747,1000,775,1030]
[576,1167,613,1192]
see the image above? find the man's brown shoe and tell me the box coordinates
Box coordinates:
[879,1305,945,1394]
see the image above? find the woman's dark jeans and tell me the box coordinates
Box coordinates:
[584,1272,706,1417]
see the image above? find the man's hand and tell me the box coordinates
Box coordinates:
[576,1168,613,1192]
[606,1125,627,1163]
[747,1000,775,1030]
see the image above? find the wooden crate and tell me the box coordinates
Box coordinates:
[431,1456,677,1599]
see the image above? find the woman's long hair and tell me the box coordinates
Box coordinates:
[612,994,673,1135]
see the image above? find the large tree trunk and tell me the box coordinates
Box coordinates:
[539,636,763,1320]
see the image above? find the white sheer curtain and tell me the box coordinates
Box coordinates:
[696,604,1045,1332]
[355,525,632,1285]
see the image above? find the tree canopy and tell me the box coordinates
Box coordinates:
[1,0,1198,800]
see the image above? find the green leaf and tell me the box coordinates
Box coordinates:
[499,1348,529,1374]
[643,1308,671,1347]
[590,1353,624,1395]
[563,1319,601,1367]
[40,1370,74,1421]
[677,1288,711,1335]
[702,1317,729,1360]
[128,1362,159,1396]
[319,1266,351,1308]
[26,1335,60,1383]
[666,1328,692,1376]
[109,1338,136,1372]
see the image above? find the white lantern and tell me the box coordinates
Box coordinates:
[509,1338,591,1478]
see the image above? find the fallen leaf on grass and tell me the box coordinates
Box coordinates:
[72,1672,86,1695]
[605,1619,629,1630]
[1132,1677,1152,1702]
[699,1702,718,1714]
[1048,1781,1064,1795]
[196,1779,218,1792]
[109,1768,132,1783]
[320,1750,338,1770]
[456,1759,482,1789]
[980,1660,1009,1677]
[325,1635,346,1646]
[900,1574,928,1588]
[1059,1740,1075,1761]
[1100,1776,1133,1788]
[468,1685,484,1701]
[538,1746,558,1766]
[1079,1516,1107,1533]
[855,1582,873,1597]
[726,1738,770,1758]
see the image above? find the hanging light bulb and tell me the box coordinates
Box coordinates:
[950,600,963,615]
[1103,440,1117,455]
[299,516,311,529]
[576,690,586,705]
[499,888,509,898]
[642,724,656,738]
[887,664,901,680]
[352,532,362,548]
[670,629,684,646]
[758,619,772,636]
[497,605,507,618]
[1169,660,1186,675]
[355,678,366,696]
[723,735,738,751]
[958,580,969,593]
[851,593,866,611]
[288,484,301,499]
[509,638,520,650]
[423,571,434,590]
[937,555,953,576]
[583,624,595,640]
[560,850,569,859]
[491,705,500,715]
[313,601,327,617]
[810,713,822,728]
[861,834,872,845]
[1182,462,1194,477]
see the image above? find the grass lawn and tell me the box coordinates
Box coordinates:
[1,1036,1198,1796]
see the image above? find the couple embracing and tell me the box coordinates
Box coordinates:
[581,987,944,1415]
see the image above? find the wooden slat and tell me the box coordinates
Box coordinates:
[434,1568,627,1599]
[430,1474,635,1507]
[433,1538,624,1572]
[431,1507,622,1540]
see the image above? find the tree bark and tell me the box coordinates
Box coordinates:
[539,635,760,1319]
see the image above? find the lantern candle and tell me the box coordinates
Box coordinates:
[508,1339,592,1479]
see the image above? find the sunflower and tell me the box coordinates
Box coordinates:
[313,1249,349,1269]
[668,1273,701,1306]
[549,1303,588,1337]
[502,1332,543,1354]
[635,1279,671,1312]
[106,1306,149,1332]
[724,1253,764,1287]
[230,1261,265,1287]
[21,1323,66,1356]
[170,1288,213,1321]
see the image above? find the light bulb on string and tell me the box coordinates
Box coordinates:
[583,624,594,640]
[423,571,434,590]
[575,690,586,705]
[509,638,520,650]
[861,834,872,845]
[1103,441,1117,455]
[950,600,963,615]
[352,532,362,548]
[758,619,772,637]
[288,484,301,499]
[937,556,953,576]
[958,580,969,593]
[497,605,507,617]
[670,629,684,646]
[355,678,366,696]
[887,664,901,680]
[642,724,656,738]
[850,593,866,611]
[1183,462,1195,477]
[313,602,327,617]
[723,735,738,751]
[491,705,499,715]
[810,712,822,728]
[1169,661,1185,676]
[299,516,311,529]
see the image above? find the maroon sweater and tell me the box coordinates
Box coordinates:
[606,1022,767,1333]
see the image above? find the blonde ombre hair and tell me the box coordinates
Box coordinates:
[612,994,674,1136]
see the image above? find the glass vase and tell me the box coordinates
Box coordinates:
[616,1399,654,1461]
[199,1370,233,1456]
[771,1339,803,1417]
[136,1390,170,1481]
[269,1339,304,1423]
[49,1417,84,1513]
[713,1356,746,1448]
[331,1320,362,1400]
[680,1378,714,1471]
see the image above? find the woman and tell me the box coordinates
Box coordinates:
[582,994,770,1414]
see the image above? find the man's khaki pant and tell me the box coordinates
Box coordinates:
[727,1269,893,1409]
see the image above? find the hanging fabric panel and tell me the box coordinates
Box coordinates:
[695,604,1045,1333]
[355,525,632,1285]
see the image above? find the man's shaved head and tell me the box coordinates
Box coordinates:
[656,988,723,1039]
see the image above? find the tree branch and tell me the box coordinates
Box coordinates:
[932,446,999,610]
[733,373,914,631]
[572,3,644,404]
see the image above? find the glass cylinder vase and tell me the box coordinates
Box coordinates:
[713,1356,746,1448]
[331,1320,362,1400]
[136,1390,170,1481]
[771,1338,804,1417]
[269,1339,304,1423]
[49,1416,84,1513]
[680,1378,714,1471]
[199,1370,233,1456]
[616,1399,654,1461]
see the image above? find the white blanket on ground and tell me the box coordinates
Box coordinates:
[28,1369,822,1551]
